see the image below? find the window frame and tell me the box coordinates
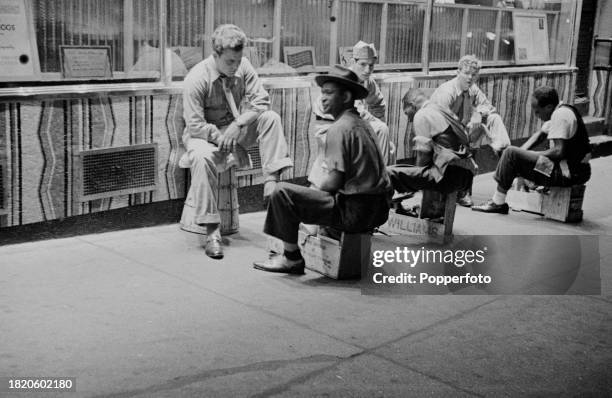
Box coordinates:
[3,0,580,87]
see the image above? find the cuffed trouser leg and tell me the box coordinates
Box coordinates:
[182,139,223,225]
[493,146,552,191]
[263,182,341,244]
[485,113,511,152]
[239,110,293,177]
[369,118,391,165]
[388,165,473,194]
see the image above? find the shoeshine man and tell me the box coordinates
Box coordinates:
[180,24,293,259]
[472,86,591,214]
[387,88,475,198]
[253,66,392,275]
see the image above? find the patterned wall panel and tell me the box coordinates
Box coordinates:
[589,69,612,122]
[0,69,576,228]
[0,93,188,228]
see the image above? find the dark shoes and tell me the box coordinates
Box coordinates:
[204,236,224,259]
[456,193,473,208]
[253,253,305,275]
[472,200,509,214]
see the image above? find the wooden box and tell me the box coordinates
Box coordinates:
[268,229,371,279]
[180,168,239,235]
[380,190,457,241]
[506,184,586,222]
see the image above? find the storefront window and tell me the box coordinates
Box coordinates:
[386,2,425,65]
[215,0,274,69]
[431,0,575,66]
[0,0,579,86]
[30,0,161,82]
[281,0,331,69]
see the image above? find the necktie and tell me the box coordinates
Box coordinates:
[460,91,471,126]
[221,77,251,169]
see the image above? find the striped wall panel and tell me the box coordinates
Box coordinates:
[589,69,612,122]
[0,94,187,227]
[0,69,578,228]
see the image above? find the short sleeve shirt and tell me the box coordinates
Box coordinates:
[308,109,391,195]
[546,104,577,141]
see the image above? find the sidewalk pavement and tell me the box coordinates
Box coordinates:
[1,158,611,397]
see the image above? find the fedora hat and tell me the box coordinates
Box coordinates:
[314,65,368,100]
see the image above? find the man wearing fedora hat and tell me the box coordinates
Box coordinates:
[313,41,392,164]
[254,65,393,274]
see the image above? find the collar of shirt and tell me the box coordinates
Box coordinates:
[203,55,238,87]
[451,77,476,97]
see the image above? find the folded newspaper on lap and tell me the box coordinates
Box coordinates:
[534,155,554,177]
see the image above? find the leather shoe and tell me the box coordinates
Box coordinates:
[204,236,224,259]
[472,199,509,214]
[456,193,473,207]
[253,253,305,274]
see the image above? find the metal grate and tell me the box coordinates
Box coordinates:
[78,144,158,201]
[246,145,262,170]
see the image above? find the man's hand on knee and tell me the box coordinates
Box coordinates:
[218,122,242,152]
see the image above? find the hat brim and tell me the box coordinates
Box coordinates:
[315,75,368,100]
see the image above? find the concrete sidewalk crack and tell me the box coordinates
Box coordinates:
[91,355,340,398]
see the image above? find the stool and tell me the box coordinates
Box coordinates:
[380,190,457,241]
[180,167,239,235]
[506,184,586,223]
[267,227,371,280]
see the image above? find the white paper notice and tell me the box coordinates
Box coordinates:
[0,0,37,77]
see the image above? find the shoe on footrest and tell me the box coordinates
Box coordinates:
[456,194,473,207]
[253,253,305,275]
[471,200,509,214]
[391,191,415,203]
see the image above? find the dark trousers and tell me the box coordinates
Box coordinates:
[264,182,390,244]
[264,182,343,244]
[494,146,591,191]
[387,164,473,195]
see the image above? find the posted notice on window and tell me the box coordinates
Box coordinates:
[513,12,550,64]
[0,0,38,78]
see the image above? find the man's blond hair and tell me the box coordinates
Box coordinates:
[458,55,482,71]
[212,24,247,55]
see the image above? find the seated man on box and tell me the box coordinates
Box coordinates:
[253,65,393,274]
[430,55,511,207]
[313,41,392,164]
[387,88,475,204]
[472,86,591,214]
[180,24,293,259]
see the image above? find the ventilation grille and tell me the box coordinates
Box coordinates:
[236,144,263,177]
[78,144,158,201]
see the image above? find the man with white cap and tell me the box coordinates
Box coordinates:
[254,65,392,274]
[313,41,392,164]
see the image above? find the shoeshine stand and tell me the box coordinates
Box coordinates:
[268,226,371,279]
[506,184,586,223]
[180,167,240,235]
[379,190,457,243]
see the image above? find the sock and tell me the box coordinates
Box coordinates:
[492,191,506,205]
[284,249,303,261]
